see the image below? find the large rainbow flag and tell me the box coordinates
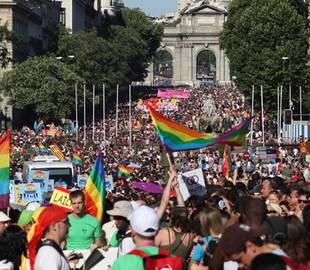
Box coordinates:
[148,106,251,152]
[84,154,106,223]
[0,132,10,208]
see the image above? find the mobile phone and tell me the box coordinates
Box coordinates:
[68,252,83,260]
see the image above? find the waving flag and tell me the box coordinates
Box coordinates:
[0,132,10,208]
[84,154,106,223]
[49,144,65,160]
[33,118,44,133]
[73,150,83,167]
[223,145,230,179]
[148,106,251,152]
[118,164,134,177]
[38,143,49,154]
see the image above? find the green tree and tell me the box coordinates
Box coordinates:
[0,56,84,119]
[0,21,18,68]
[220,0,310,110]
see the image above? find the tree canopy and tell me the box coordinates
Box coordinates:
[0,56,84,119]
[220,0,310,110]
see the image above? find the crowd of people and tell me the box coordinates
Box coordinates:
[0,85,309,270]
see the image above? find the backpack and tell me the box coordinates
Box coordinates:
[129,248,183,270]
[281,256,310,270]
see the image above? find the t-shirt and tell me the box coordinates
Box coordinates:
[67,213,103,250]
[112,246,159,270]
[191,236,213,262]
[35,246,70,270]
[0,260,13,270]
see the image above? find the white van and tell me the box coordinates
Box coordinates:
[23,155,75,186]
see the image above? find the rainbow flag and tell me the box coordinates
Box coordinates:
[73,150,83,167]
[0,132,10,208]
[148,106,251,152]
[33,118,44,133]
[118,164,134,177]
[84,154,106,223]
[38,143,49,154]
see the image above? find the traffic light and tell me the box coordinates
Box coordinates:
[284,109,292,125]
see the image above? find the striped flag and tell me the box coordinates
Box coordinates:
[0,132,10,208]
[223,145,230,179]
[84,154,106,223]
[49,144,65,160]
[73,150,83,167]
[118,164,134,177]
[38,143,49,154]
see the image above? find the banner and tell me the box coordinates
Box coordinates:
[105,175,114,192]
[178,168,206,200]
[157,89,190,99]
[18,183,43,203]
[50,187,73,211]
[77,174,88,188]
[28,170,49,192]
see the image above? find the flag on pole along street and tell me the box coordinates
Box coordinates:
[0,131,10,208]
[84,154,106,223]
[178,168,206,201]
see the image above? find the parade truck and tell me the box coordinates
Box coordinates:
[23,155,75,187]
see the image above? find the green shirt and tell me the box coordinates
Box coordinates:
[67,213,103,250]
[112,246,159,270]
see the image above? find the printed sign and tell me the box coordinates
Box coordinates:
[18,183,43,203]
[178,168,206,201]
[47,179,55,192]
[29,170,49,192]
[105,175,114,192]
[77,174,88,188]
[50,187,73,210]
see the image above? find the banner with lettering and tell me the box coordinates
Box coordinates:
[18,183,43,203]
[29,170,49,192]
[157,89,190,99]
[50,186,73,211]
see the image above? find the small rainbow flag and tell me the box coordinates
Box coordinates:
[0,132,10,208]
[118,164,134,177]
[33,118,44,133]
[73,150,83,167]
[38,143,49,154]
[84,154,106,223]
[148,106,251,152]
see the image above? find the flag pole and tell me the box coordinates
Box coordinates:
[261,85,265,147]
[83,84,86,145]
[250,85,254,146]
[92,84,95,142]
[102,84,106,150]
[300,86,302,121]
[129,84,132,150]
[277,85,279,143]
[115,84,119,139]
[75,84,78,141]
[279,85,283,144]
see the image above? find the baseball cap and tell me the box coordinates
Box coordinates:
[217,223,266,257]
[106,200,133,218]
[129,206,159,237]
[0,211,10,222]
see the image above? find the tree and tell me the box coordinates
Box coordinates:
[0,21,18,68]
[220,0,310,110]
[0,56,84,119]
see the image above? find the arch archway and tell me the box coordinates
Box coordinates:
[153,50,173,86]
[196,50,216,83]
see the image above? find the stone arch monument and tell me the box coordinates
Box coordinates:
[146,0,231,86]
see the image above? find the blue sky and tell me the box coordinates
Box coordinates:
[123,0,176,17]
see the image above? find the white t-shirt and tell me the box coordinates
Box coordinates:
[35,246,70,270]
[0,260,13,270]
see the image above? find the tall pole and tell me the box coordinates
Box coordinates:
[299,86,302,121]
[115,84,119,138]
[102,84,106,149]
[250,85,254,146]
[129,84,132,149]
[277,86,280,143]
[261,85,265,147]
[279,85,283,143]
[75,84,78,141]
[83,84,86,144]
[289,84,292,110]
[92,84,95,142]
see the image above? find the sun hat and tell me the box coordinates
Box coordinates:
[17,210,34,227]
[106,200,133,218]
[0,211,10,222]
[128,205,159,237]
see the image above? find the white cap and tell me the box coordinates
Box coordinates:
[106,200,133,218]
[129,206,159,237]
[26,202,41,211]
[0,211,10,222]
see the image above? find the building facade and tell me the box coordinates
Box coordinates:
[146,0,232,87]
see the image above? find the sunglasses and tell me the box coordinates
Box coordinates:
[298,200,308,204]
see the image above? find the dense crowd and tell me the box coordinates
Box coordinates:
[0,85,309,270]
